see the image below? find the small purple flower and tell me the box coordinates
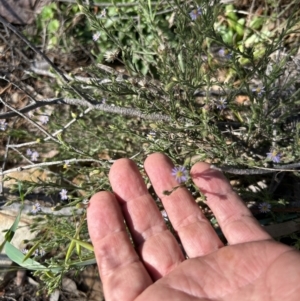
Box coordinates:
[31,151,39,161]
[59,189,68,200]
[171,166,188,183]
[252,86,265,96]
[102,98,107,104]
[39,249,46,256]
[27,110,34,118]
[21,248,29,255]
[218,48,232,60]
[215,98,227,110]
[0,120,8,131]
[93,32,101,42]
[267,151,281,163]
[31,202,41,214]
[26,149,33,156]
[189,7,202,20]
[259,202,271,213]
[39,115,49,125]
[63,160,71,169]
[100,8,106,18]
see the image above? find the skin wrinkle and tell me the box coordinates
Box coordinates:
[265,249,300,300]
[165,259,223,299]
[223,216,267,244]
[221,245,290,300]
[137,229,185,277]
[117,193,168,244]
[177,220,221,253]
[93,231,140,277]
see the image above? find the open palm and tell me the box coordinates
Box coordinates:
[87,153,300,301]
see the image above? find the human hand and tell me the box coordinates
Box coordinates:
[87,153,300,301]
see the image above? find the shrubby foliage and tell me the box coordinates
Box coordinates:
[1,0,300,293]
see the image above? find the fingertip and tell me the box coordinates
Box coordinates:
[109,158,133,180]
[87,191,125,243]
[88,191,114,209]
[191,162,232,196]
[144,152,169,169]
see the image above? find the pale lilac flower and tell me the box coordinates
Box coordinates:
[21,248,29,255]
[171,166,188,183]
[100,8,106,18]
[0,120,8,131]
[215,98,227,110]
[189,7,202,20]
[259,202,271,213]
[39,249,46,256]
[252,86,265,96]
[34,249,39,257]
[27,110,34,118]
[93,32,101,41]
[59,189,68,200]
[102,98,107,104]
[218,48,232,60]
[63,160,71,169]
[26,149,33,156]
[267,151,281,163]
[31,202,41,214]
[31,151,39,161]
[39,115,49,125]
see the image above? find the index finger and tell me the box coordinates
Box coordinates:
[191,162,272,245]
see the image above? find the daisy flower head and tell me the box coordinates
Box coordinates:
[0,120,8,131]
[215,98,227,110]
[218,48,232,60]
[267,150,281,163]
[31,151,39,162]
[21,248,29,255]
[259,202,271,213]
[39,115,49,125]
[189,6,202,21]
[104,49,120,63]
[59,189,68,200]
[252,86,265,97]
[39,249,46,256]
[100,8,107,18]
[31,202,41,214]
[63,160,71,169]
[171,166,188,184]
[93,32,101,42]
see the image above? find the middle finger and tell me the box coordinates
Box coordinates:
[144,153,224,258]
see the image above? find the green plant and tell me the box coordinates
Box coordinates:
[1,0,300,294]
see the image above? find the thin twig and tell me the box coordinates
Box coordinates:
[0,97,60,144]
[0,97,171,121]
[212,163,300,175]
[0,16,68,83]
[0,158,105,177]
